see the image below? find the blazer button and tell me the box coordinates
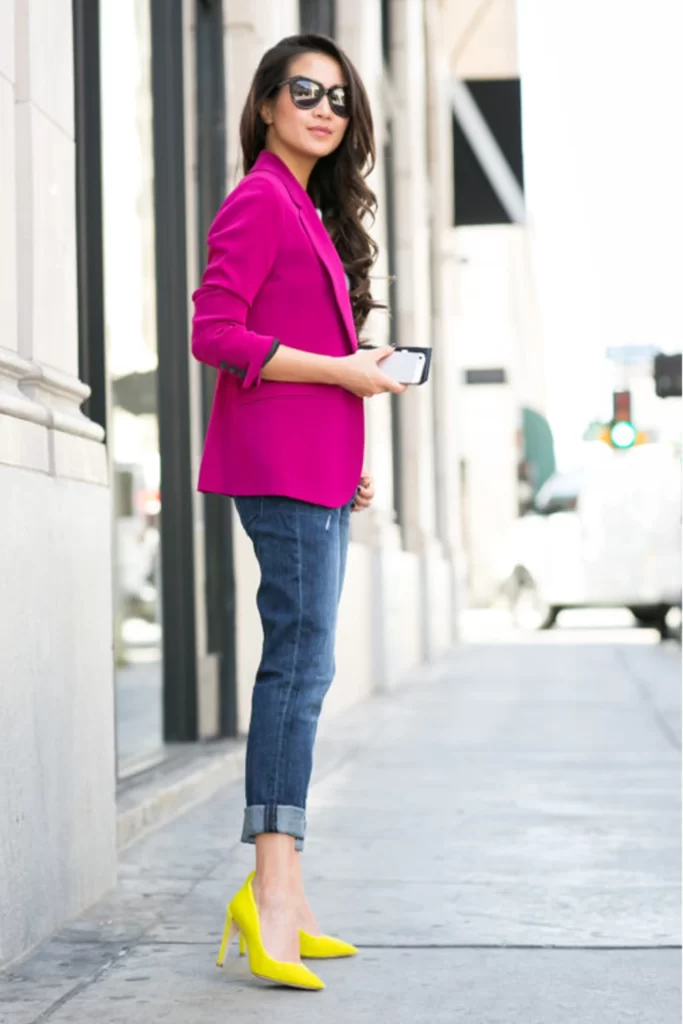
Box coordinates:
[219,361,228,370]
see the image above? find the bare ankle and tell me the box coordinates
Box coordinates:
[253,876,293,906]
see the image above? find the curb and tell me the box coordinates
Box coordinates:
[116,740,246,851]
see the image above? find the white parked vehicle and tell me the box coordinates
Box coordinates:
[497,444,682,632]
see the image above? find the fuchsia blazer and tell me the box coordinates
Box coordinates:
[191,150,364,508]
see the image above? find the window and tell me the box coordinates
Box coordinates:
[99,0,165,776]
[74,0,199,777]
[452,78,524,226]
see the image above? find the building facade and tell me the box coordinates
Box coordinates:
[0,0,462,965]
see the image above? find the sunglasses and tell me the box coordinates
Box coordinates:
[277,76,350,118]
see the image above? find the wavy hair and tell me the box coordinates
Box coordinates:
[239,34,382,338]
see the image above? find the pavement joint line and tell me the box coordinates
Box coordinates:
[27,948,130,1024]
[132,941,683,951]
[353,943,683,951]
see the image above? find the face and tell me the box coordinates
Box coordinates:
[262,52,349,162]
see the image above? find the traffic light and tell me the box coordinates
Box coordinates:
[654,353,682,398]
[609,390,636,449]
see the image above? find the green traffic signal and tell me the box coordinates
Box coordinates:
[610,420,637,449]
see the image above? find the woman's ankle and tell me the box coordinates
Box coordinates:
[253,873,295,905]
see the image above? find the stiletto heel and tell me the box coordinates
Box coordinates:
[218,874,324,990]
[216,910,239,967]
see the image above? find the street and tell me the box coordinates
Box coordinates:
[2,615,680,1023]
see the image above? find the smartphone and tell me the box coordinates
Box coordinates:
[379,347,431,385]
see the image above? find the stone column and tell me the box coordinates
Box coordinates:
[6,0,106,480]
[336,0,401,549]
[0,0,44,470]
[0,0,115,966]
[424,0,464,643]
[388,0,456,664]
[389,0,439,557]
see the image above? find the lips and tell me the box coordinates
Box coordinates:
[309,127,331,137]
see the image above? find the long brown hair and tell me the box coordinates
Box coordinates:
[239,34,382,338]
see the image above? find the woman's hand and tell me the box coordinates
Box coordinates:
[352,470,375,513]
[337,347,407,398]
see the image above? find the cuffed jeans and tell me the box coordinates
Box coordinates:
[234,495,351,852]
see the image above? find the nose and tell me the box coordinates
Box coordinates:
[314,95,334,118]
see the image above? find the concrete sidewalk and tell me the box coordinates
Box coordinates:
[2,631,681,1023]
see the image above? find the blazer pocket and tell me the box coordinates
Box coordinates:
[237,381,329,406]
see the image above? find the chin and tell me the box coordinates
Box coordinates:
[309,139,341,159]
[296,133,341,159]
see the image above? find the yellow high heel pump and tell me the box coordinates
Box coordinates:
[216,874,325,991]
[234,874,357,960]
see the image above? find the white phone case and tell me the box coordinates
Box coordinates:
[380,350,426,385]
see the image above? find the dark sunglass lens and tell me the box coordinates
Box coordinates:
[329,86,349,117]
[289,77,322,108]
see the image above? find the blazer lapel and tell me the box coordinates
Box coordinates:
[297,206,358,353]
[253,151,358,352]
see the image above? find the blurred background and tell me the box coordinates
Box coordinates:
[1,0,681,968]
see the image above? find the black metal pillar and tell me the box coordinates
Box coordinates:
[150,0,199,742]
[196,0,238,738]
[72,0,107,432]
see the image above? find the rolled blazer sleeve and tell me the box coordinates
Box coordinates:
[191,176,283,388]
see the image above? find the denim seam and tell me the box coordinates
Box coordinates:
[271,502,303,811]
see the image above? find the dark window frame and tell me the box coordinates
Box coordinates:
[150,0,199,743]
[299,0,336,36]
[73,0,107,433]
[381,0,392,68]
[195,0,238,738]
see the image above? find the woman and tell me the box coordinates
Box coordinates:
[192,33,404,991]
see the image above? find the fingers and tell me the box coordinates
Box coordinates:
[353,474,374,513]
[353,378,407,398]
[352,473,374,511]
[382,376,407,395]
[373,346,394,363]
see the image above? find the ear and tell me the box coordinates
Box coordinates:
[259,99,274,127]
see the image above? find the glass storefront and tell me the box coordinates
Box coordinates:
[100,0,164,776]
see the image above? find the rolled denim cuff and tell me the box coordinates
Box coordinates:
[242,804,306,851]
